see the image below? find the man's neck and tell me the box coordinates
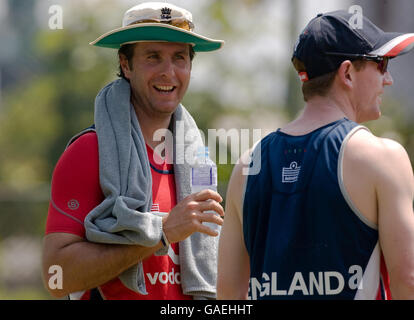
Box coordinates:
[132,102,174,150]
[281,95,355,136]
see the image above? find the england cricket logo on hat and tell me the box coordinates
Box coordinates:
[160,6,172,20]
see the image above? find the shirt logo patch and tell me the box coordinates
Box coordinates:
[282,161,301,183]
[67,199,79,210]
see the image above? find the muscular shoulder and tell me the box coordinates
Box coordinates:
[346,128,408,163]
[359,129,405,150]
[345,128,412,186]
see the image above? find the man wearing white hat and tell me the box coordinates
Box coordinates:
[42,2,225,300]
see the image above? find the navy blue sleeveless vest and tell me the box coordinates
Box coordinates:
[243,118,381,300]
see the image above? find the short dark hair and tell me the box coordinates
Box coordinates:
[117,43,196,81]
[292,57,367,102]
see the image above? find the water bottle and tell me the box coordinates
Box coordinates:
[190,146,217,194]
[191,147,220,226]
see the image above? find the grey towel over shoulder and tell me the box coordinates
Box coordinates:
[84,78,220,299]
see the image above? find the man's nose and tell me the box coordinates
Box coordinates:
[160,59,175,78]
[383,71,394,86]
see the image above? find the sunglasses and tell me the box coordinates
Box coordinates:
[325,52,390,74]
[130,18,194,32]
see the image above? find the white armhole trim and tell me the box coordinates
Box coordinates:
[337,125,378,230]
[69,288,106,300]
[69,290,85,300]
[239,173,248,229]
[354,242,380,300]
[240,139,262,228]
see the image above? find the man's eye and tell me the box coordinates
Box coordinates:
[176,54,189,63]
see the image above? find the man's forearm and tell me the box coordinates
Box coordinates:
[44,238,162,297]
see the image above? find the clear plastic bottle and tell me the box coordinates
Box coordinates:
[190,146,217,194]
[191,147,219,223]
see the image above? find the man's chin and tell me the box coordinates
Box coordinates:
[366,110,381,122]
[357,107,381,123]
[154,102,180,115]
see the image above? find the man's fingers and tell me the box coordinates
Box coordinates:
[189,210,223,237]
[195,221,220,237]
[193,189,223,203]
[198,200,225,217]
[198,211,224,226]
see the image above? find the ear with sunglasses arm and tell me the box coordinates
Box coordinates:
[325,52,390,74]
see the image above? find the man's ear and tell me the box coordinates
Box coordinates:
[119,53,131,80]
[336,60,354,89]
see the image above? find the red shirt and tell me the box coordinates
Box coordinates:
[46,132,191,300]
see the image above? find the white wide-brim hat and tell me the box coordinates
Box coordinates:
[90,2,224,52]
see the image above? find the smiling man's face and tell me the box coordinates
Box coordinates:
[120,42,192,118]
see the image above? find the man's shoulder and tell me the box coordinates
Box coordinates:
[55,131,99,175]
[345,128,410,171]
[47,130,102,239]
[66,129,97,150]
[348,128,405,153]
[64,131,98,158]
[230,142,261,187]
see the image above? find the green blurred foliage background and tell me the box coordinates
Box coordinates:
[0,0,413,299]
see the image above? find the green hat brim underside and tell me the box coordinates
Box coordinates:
[90,24,224,52]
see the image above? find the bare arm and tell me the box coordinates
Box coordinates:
[42,233,162,298]
[375,139,414,299]
[217,153,251,299]
[344,131,414,299]
[42,189,224,298]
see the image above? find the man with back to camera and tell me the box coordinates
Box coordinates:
[217,10,414,299]
[42,2,225,300]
